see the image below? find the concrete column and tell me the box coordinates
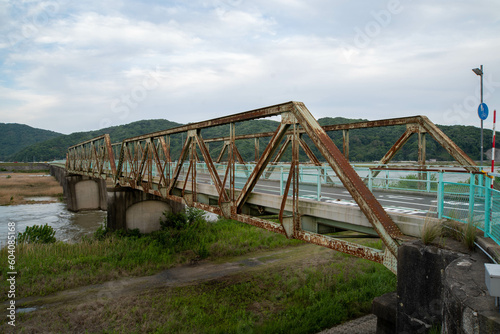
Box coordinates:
[107,187,184,233]
[64,175,107,211]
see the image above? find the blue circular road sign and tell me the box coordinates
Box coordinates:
[478,103,489,120]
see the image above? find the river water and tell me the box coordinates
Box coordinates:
[0,201,106,248]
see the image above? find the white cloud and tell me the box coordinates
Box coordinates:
[0,0,499,135]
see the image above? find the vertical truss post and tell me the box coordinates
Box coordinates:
[190,133,197,203]
[255,137,259,162]
[292,123,300,236]
[229,123,236,206]
[418,130,427,190]
[343,129,349,160]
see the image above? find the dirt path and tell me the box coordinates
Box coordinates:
[13,245,319,311]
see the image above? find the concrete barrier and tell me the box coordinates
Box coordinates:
[0,163,49,172]
[373,240,500,333]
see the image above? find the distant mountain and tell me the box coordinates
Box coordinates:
[8,119,183,162]
[0,123,63,161]
[6,116,499,163]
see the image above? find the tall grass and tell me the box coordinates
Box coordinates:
[421,220,442,245]
[6,248,396,333]
[0,215,302,300]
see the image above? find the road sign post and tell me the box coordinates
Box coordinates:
[479,102,489,169]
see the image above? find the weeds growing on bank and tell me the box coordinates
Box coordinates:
[421,219,442,245]
[0,210,303,300]
[6,244,396,333]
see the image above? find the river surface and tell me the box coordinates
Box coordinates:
[0,201,106,248]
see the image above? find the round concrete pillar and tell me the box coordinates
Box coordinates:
[74,180,100,210]
[125,200,171,233]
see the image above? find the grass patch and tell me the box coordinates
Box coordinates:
[5,247,395,333]
[0,216,303,300]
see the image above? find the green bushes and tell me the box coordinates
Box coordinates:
[17,224,56,244]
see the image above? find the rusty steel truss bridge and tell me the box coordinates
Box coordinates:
[66,101,480,273]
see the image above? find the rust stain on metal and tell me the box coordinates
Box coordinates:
[291,101,402,257]
[295,230,384,264]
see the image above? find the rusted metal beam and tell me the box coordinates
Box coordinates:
[123,102,295,142]
[216,142,229,163]
[291,102,403,257]
[236,121,291,211]
[201,115,422,144]
[371,129,415,178]
[343,129,349,160]
[417,116,478,172]
[67,102,481,273]
[418,131,426,166]
[168,135,193,195]
[298,136,320,165]
[295,230,385,265]
[195,131,229,202]
[322,116,422,131]
[254,138,259,161]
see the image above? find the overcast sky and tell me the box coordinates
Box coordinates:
[1,0,499,135]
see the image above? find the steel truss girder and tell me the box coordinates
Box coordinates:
[66,101,478,274]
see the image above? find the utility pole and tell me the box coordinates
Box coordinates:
[473,65,485,167]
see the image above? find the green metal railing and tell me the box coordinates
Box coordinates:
[81,160,500,245]
[440,175,500,245]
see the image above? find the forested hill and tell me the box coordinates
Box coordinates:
[0,123,62,161]
[8,119,182,162]
[5,117,499,163]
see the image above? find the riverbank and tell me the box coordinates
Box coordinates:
[0,216,395,333]
[0,172,63,205]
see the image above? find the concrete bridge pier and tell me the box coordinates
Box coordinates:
[49,164,107,212]
[107,187,184,233]
[64,175,107,211]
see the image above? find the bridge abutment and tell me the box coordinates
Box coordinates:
[107,187,184,233]
[373,240,500,333]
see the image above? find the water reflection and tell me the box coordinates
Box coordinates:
[0,201,106,247]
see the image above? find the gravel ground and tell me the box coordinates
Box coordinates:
[317,314,377,334]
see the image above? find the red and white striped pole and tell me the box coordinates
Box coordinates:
[492,109,497,188]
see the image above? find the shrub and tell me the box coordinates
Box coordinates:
[160,211,189,230]
[93,221,110,241]
[17,224,56,244]
[160,207,206,230]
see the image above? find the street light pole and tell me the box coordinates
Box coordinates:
[473,65,484,167]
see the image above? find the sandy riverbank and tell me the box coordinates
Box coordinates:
[0,172,63,205]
